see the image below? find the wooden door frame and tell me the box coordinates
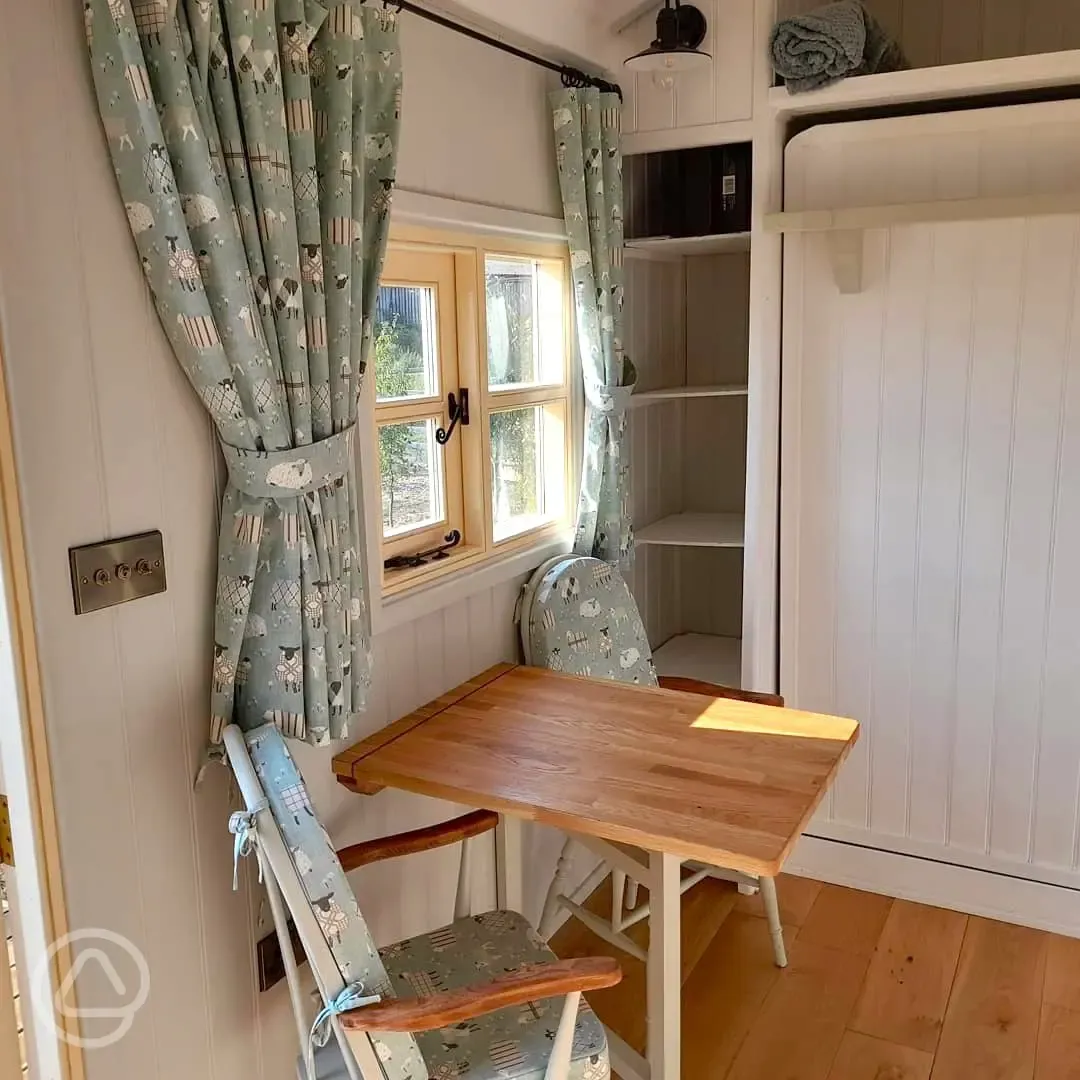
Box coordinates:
[0,330,85,1080]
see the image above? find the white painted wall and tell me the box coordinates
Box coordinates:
[781,100,1080,901]
[0,4,563,1079]
[397,13,563,218]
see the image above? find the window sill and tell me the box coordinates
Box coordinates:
[372,529,575,635]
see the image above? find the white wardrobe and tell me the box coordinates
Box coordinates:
[780,98,1080,901]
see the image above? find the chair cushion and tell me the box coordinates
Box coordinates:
[246,724,426,1080]
[520,555,657,687]
[308,911,609,1080]
[384,910,609,1080]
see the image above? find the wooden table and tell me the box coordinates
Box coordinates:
[333,663,859,1080]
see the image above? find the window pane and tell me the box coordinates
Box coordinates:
[486,257,540,389]
[374,285,439,402]
[379,419,444,537]
[491,407,544,540]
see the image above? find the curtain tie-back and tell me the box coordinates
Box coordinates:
[586,379,637,417]
[308,983,382,1076]
[229,804,267,891]
[221,427,357,500]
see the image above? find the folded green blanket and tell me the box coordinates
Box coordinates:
[770,1,907,93]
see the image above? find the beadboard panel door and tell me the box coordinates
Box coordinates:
[776,0,1080,68]
[781,102,1080,890]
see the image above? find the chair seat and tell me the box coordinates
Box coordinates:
[306,910,609,1080]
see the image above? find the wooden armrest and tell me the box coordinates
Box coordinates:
[658,675,785,708]
[340,957,622,1033]
[337,810,499,873]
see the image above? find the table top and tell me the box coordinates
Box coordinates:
[333,664,859,876]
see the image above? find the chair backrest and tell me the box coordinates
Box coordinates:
[224,724,426,1080]
[519,555,658,686]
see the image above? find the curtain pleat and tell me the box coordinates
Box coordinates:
[551,88,635,567]
[85,0,400,758]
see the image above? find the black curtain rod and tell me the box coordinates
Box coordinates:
[381,0,624,101]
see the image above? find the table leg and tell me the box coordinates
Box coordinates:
[495,813,522,913]
[647,851,680,1080]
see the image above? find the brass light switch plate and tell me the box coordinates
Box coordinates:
[69,530,167,615]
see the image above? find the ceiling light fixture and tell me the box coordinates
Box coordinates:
[624,0,711,73]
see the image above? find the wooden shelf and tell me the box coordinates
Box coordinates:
[625,232,751,259]
[768,49,1080,116]
[764,190,1080,235]
[636,513,744,548]
[653,633,742,687]
[765,190,1080,293]
[629,384,748,409]
[623,119,755,159]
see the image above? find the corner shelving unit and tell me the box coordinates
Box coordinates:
[629,383,748,408]
[623,144,752,690]
[636,512,745,548]
[625,232,751,257]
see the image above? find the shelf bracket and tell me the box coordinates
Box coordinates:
[827,229,865,294]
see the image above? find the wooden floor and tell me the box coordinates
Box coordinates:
[551,875,1080,1080]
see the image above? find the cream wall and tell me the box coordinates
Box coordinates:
[397,14,563,217]
[0,4,560,1079]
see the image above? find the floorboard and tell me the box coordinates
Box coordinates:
[682,912,794,1077]
[827,1031,934,1080]
[917,917,1044,1080]
[796,883,894,957]
[1035,1004,1080,1080]
[849,899,968,1053]
[546,873,1080,1079]
[1044,934,1080,1013]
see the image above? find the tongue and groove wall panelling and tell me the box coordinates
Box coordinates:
[780,102,1080,902]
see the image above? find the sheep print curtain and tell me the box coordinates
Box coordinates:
[85,0,401,760]
[551,88,635,566]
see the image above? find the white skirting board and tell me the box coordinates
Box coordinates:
[785,834,1080,940]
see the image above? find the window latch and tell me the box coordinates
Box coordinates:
[435,389,470,446]
[384,530,462,572]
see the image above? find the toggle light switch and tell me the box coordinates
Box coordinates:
[69,531,167,615]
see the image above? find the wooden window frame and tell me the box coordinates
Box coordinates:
[368,225,575,598]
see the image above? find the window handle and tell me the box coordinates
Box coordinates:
[384,531,462,571]
[435,389,470,446]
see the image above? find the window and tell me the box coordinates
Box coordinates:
[371,230,572,594]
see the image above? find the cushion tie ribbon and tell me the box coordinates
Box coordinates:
[308,984,382,1077]
[228,803,267,891]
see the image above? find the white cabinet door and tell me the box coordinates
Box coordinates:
[781,100,1080,889]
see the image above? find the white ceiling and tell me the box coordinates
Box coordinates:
[420,0,661,74]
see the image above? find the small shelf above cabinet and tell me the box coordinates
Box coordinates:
[630,384,748,409]
[625,232,751,259]
[636,512,744,549]
[654,633,742,687]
